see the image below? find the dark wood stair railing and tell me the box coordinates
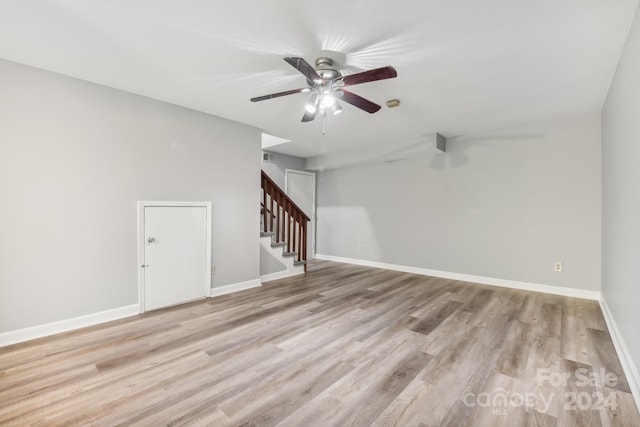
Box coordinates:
[261,170,310,272]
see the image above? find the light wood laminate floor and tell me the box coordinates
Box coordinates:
[1,260,638,426]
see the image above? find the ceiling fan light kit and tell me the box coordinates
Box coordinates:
[250,56,397,123]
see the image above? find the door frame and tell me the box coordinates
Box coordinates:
[137,201,213,313]
[284,169,316,258]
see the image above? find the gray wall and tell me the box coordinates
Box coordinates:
[317,112,601,291]
[260,246,286,276]
[0,59,261,333]
[261,150,306,190]
[602,5,640,385]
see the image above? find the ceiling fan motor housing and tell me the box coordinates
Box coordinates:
[315,57,334,69]
[308,57,341,85]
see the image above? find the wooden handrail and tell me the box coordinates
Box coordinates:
[261,171,310,272]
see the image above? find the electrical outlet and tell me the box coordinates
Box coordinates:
[211,264,216,274]
[357,243,364,251]
[554,262,563,272]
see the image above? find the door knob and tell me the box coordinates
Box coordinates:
[147,237,156,243]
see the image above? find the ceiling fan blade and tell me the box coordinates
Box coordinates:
[284,57,323,85]
[301,93,319,122]
[339,90,382,113]
[250,88,308,102]
[340,66,397,87]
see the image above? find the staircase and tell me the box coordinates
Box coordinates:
[260,170,310,280]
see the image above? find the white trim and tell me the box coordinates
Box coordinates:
[0,304,139,347]
[599,297,640,411]
[137,201,213,312]
[210,279,262,297]
[285,169,316,258]
[287,268,306,278]
[261,267,305,283]
[261,270,290,283]
[314,254,600,300]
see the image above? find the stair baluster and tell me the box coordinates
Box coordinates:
[261,171,310,272]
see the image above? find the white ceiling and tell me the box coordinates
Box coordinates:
[0,0,637,159]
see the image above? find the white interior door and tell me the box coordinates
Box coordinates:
[142,206,208,311]
[285,169,315,259]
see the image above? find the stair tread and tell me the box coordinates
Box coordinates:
[260,231,274,237]
[293,260,307,266]
[282,252,297,257]
[271,242,286,247]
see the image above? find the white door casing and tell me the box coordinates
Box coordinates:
[285,169,316,259]
[137,201,212,312]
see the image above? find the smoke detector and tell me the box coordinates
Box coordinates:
[386,99,400,108]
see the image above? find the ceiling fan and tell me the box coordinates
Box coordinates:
[250,57,397,122]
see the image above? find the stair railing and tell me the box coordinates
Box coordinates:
[261,170,310,271]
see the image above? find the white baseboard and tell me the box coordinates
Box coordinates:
[314,254,600,300]
[599,297,640,411]
[0,304,140,347]
[261,270,290,283]
[210,278,262,297]
[0,277,263,347]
